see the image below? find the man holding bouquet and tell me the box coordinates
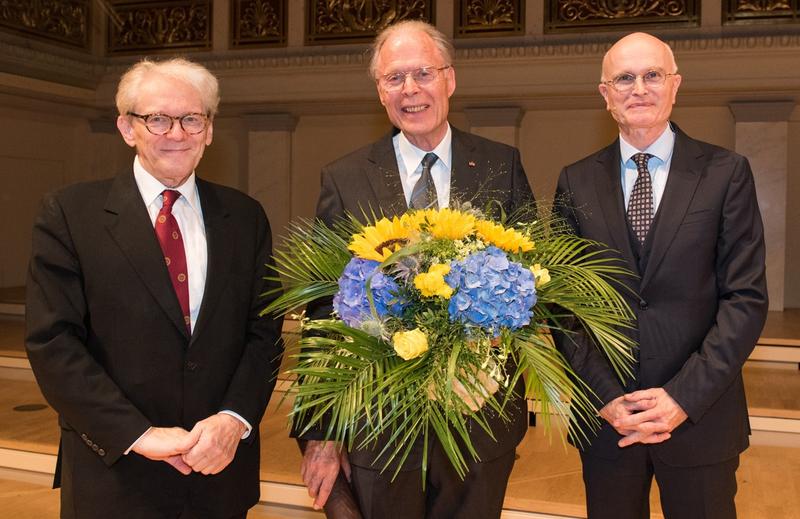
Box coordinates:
[555,32,768,518]
[298,20,535,519]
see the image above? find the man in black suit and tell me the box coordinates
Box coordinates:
[299,20,534,519]
[25,58,284,518]
[554,32,768,519]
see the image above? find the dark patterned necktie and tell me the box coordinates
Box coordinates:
[627,153,654,244]
[409,152,439,209]
[155,190,190,332]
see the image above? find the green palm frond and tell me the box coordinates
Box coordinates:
[266,204,637,481]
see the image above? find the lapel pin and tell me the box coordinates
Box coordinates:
[468,160,476,168]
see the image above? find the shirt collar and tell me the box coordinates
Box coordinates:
[619,124,675,165]
[397,124,453,172]
[133,155,201,216]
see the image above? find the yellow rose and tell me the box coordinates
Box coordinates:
[413,264,453,298]
[530,263,551,287]
[392,328,429,360]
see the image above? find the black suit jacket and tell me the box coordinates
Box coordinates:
[25,170,284,518]
[554,124,768,466]
[304,126,534,471]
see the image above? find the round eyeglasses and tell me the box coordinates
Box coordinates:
[603,70,678,93]
[378,65,451,92]
[127,112,209,135]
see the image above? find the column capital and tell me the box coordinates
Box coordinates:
[244,113,298,132]
[729,101,795,123]
[464,106,523,128]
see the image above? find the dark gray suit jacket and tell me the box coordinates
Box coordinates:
[26,171,284,518]
[554,124,768,466]
[305,126,535,471]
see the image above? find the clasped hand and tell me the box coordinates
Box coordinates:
[132,413,246,475]
[600,387,688,448]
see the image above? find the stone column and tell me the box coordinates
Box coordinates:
[464,107,523,148]
[244,113,297,239]
[730,101,794,311]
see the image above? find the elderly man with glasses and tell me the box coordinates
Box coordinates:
[25,57,284,519]
[554,32,767,519]
[295,19,535,519]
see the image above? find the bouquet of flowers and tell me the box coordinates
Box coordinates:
[263,202,634,479]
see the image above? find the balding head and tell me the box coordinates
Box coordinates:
[602,32,677,82]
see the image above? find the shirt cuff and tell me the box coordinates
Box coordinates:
[125,426,152,455]
[219,410,252,440]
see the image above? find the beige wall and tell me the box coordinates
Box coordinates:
[0,34,798,309]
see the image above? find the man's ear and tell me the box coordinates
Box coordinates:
[116,115,136,147]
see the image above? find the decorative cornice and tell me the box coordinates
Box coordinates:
[729,100,796,122]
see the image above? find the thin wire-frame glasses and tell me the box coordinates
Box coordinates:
[378,65,451,91]
[603,70,678,93]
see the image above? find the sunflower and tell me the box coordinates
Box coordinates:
[475,220,534,253]
[422,208,477,240]
[349,216,411,261]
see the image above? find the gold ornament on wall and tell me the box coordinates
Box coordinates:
[107,0,211,54]
[725,0,798,24]
[232,0,286,47]
[455,0,524,38]
[306,0,433,45]
[546,0,698,31]
[0,0,89,49]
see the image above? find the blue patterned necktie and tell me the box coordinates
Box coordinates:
[410,152,439,209]
[628,153,654,244]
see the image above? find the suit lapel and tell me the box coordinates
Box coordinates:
[104,171,190,339]
[594,142,638,272]
[190,180,232,343]
[365,131,406,217]
[450,127,482,202]
[640,127,704,291]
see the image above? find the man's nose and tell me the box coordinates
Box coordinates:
[631,76,648,95]
[165,119,187,139]
[401,74,420,95]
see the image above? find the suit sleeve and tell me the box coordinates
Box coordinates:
[663,156,768,423]
[219,202,284,437]
[553,168,626,407]
[25,193,151,465]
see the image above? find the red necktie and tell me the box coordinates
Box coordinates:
[155,190,190,332]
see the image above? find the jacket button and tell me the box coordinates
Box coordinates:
[185,361,198,371]
[80,433,88,441]
[639,300,648,310]
[91,444,99,452]
[98,449,106,457]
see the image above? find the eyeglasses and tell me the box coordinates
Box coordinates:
[378,65,451,91]
[127,112,209,135]
[603,70,678,93]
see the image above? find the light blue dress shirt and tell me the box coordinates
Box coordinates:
[619,124,676,214]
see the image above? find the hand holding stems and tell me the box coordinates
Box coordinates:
[301,440,352,510]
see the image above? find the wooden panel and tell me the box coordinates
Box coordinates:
[107,0,212,55]
[305,0,433,45]
[725,0,799,24]
[546,0,699,32]
[0,0,89,50]
[231,0,287,48]
[455,0,525,38]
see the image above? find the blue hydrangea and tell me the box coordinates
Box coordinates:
[445,246,537,333]
[333,258,406,327]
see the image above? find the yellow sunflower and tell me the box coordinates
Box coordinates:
[422,208,477,240]
[475,220,534,253]
[349,216,411,262]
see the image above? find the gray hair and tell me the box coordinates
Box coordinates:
[115,57,220,117]
[368,20,455,79]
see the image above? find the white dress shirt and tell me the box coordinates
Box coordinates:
[619,124,676,213]
[127,157,251,453]
[394,125,453,209]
